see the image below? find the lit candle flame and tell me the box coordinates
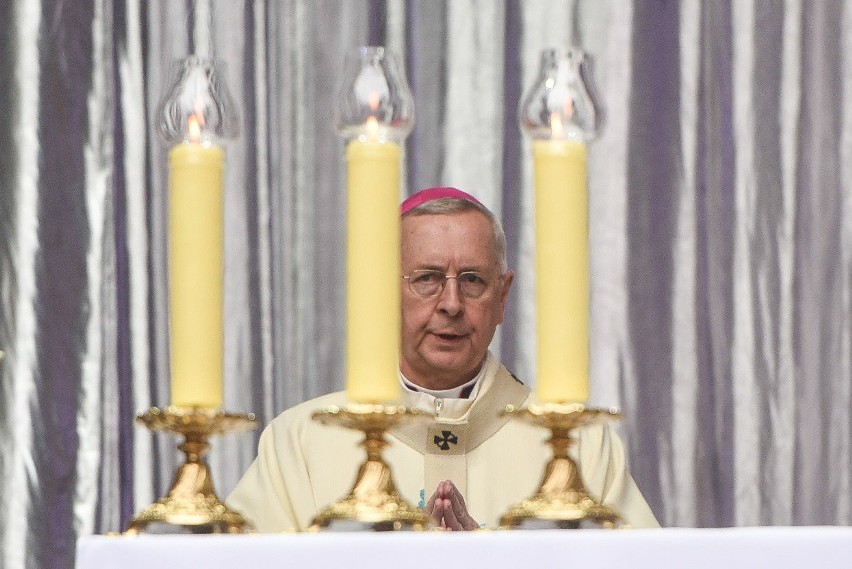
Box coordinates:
[365,116,380,141]
[188,114,203,143]
[550,112,563,140]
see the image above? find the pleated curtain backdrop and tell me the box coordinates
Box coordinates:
[1,1,851,568]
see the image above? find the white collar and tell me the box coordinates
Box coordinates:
[399,354,492,418]
[400,366,485,399]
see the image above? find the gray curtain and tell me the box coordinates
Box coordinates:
[1,0,850,567]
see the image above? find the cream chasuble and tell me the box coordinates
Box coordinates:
[227,352,660,531]
[391,354,529,504]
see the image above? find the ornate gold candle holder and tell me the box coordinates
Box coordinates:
[499,403,624,529]
[309,404,430,531]
[125,406,257,535]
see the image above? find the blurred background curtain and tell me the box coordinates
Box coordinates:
[1,0,850,567]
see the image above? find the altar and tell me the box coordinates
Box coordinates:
[76,527,852,569]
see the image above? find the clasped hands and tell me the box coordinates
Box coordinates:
[424,480,479,531]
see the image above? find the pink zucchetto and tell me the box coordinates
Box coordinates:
[400,186,483,216]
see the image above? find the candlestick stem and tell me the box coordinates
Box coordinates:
[125,407,257,534]
[309,404,430,531]
[499,403,624,529]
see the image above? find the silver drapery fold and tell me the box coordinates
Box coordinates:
[775,0,800,527]
[731,0,761,526]
[3,1,852,567]
[839,0,852,527]
[75,0,113,539]
[1,2,44,568]
[121,0,155,523]
[668,0,700,528]
[795,0,847,525]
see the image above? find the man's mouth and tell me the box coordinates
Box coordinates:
[433,332,465,341]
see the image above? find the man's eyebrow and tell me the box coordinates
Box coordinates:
[457,263,494,273]
[408,263,491,273]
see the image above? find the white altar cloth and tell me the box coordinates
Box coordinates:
[76,527,852,569]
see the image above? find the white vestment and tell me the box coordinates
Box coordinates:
[228,352,660,531]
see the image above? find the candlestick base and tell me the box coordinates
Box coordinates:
[308,404,430,531]
[125,406,258,535]
[499,403,624,529]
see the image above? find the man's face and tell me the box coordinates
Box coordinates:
[400,210,514,390]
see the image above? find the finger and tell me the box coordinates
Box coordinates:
[427,508,443,528]
[423,493,444,528]
[446,483,479,531]
[444,480,467,510]
[447,485,467,518]
[424,488,440,513]
[441,498,463,531]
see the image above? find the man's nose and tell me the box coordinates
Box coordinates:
[436,277,464,316]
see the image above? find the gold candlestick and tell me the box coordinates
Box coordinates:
[125,406,257,534]
[309,404,430,531]
[499,403,623,529]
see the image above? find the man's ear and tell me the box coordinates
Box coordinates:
[497,270,514,322]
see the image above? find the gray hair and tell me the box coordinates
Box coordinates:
[402,197,509,272]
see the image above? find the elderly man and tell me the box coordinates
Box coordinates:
[227,186,659,531]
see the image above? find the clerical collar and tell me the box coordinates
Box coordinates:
[400,363,486,400]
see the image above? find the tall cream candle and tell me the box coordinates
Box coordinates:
[345,138,402,403]
[533,138,590,403]
[168,137,225,408]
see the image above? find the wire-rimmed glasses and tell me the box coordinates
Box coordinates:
[402,269,498,299]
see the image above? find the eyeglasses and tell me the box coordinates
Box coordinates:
[402,269,496,299]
